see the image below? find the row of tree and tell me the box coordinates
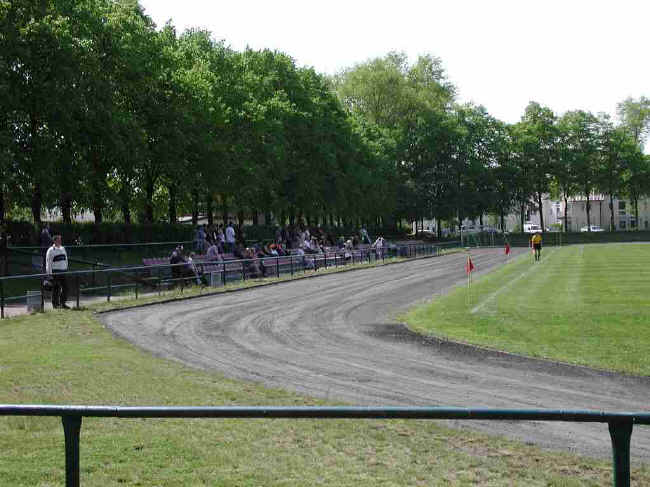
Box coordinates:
[2,0,649,233]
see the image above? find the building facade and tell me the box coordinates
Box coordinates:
[515,196,650,232]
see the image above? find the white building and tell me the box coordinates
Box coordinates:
[512,195,650,232]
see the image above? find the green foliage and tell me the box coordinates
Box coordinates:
[1,1,648,241]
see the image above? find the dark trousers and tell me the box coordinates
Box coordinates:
[52,272,68,308]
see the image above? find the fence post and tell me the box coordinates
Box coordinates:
[76,275,80,309]
[222,262,226,286]
[242,260,246,281]
[290,256,294,276]
[276,256,280,278]
[40,278,45,312]
[609,420,633,487]
[62,415,82,487]
[135,270,139,300]
[107,273,111,302]
[0,279,4,319]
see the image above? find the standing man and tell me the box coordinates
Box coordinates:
[360,226,371,244]
[225,222,236,253]
[39,224,52,271]
[45,235,69,309]
[531,231,542,262]
[372,235,385,259]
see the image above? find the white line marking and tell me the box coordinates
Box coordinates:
[470,248,560,314]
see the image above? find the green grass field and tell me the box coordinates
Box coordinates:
[404,244,650,376]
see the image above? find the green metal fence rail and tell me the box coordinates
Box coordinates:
[1,405,648,487]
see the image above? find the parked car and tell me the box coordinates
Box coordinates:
[523,223,542,233]
[580,225,604,232]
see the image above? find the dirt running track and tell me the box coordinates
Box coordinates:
[101,248,650,461]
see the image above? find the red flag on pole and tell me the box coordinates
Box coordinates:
[465,255,475,274]
[505,243,511,255]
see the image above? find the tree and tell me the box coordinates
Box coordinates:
[617,96,650,148]
[597,118,630,231]
[555,114,580,232]
[559,111,600,231]
[516,102,557,232]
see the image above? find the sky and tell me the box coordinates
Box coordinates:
[139,0,648,127]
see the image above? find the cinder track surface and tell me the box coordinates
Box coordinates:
[101,248,650,460]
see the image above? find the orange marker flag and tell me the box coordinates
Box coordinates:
[505,242,511,255]
[465,255,475,274]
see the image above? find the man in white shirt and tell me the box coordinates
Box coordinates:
[225,222,236,253]
[45,235,69,309]
[372,236,385,259]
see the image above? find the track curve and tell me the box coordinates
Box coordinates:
[101,248,650,460]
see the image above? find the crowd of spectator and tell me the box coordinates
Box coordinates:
[163,222,389,284]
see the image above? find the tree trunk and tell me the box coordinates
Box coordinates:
[93,206,103,224]
[609,196,615,232]
[563,196,568,233]
[191,190,199,226]
[206,194,214,226]
[122,204,131,224]
[237,211,244,228]
[634,197,639,231]
[252,210,258,226]
[585,193,591,230]
[221,195,228,224]
[145,178,154,224]
[168,184,177,224]
[60,193,72,224]
[0,183,4,224]
[119,184,131,224]
[31,183,42,224]
[520,203,525,233]
[536,192,544,233]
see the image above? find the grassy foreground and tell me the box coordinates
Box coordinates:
[0,272,647,484]
[404,244,650,376]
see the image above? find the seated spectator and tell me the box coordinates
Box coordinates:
[310,237,323,254]
[233,243,246,260]
[244,248,263,278]
[344,239,353,262]
[296,246,315,270]
[276,243,288,256]
[169,245,185,281]
[206,241,222,261]
[265,243,279,256]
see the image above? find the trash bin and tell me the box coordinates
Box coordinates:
[26,291,43,312]
[210,271,224,287]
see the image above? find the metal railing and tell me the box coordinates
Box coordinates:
[0,405,647,486]
[0,242,461,318]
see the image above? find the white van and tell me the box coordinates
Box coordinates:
[523,223,542,233]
